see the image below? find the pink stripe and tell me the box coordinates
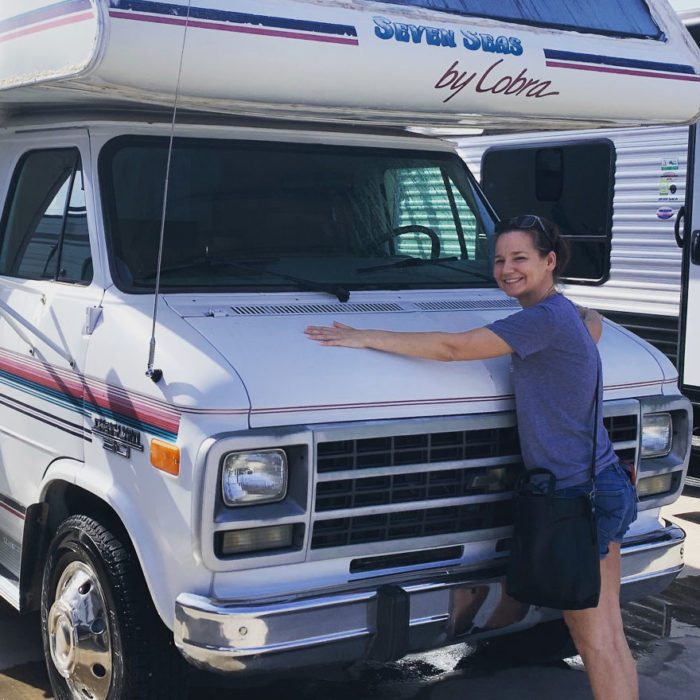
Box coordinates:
[253,395,514,414]
[0,501,24,521]
[83,382,180,431]
[0,349,180,434]
[0,11,94,43]
[109,10,359,45]
[546,60,700,82]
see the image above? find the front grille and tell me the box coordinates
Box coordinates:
[312,423,521,550]
[317,427,520,473]
[311,413,638,552]
[604,414,638,464]
[315,464,521,512]
[312,501,513,549]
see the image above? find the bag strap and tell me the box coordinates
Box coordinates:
[590,364,600,491]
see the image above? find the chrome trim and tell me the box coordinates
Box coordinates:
[174,524,685,674]
[315,454,515,482]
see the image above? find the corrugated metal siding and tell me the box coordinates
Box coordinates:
[456,126,688,318]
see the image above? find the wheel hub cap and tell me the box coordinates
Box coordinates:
[47,562,113,700]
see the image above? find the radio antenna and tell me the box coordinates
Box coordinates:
[146,0,192,383]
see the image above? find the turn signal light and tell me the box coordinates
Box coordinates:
[151,439,180,476]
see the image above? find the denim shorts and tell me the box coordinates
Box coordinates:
[555,462,638,559]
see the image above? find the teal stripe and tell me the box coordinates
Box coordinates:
[0,370,177,442]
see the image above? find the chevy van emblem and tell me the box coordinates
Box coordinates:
[92,416,144,458]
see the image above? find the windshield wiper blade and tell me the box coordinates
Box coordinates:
[358,256,458,273]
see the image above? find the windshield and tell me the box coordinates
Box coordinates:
[99,136,497,294]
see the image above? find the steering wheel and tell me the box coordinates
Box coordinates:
[392,225,441,258]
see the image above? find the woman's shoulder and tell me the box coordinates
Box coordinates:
[544,293,579,317]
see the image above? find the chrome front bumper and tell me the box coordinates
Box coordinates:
[174,523,685,674]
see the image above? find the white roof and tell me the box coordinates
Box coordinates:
[1,0,699,130]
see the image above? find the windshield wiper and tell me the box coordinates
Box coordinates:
[148,256,351,302]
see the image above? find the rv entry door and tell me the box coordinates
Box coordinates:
[680,123,700,482]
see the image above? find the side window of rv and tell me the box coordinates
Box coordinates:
[386,167,480,259]
[0,148,92,284]
[480,141,614,284]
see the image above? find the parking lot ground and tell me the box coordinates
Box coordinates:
[1,488,699,699]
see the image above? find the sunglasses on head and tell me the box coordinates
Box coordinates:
[494,215,554,250]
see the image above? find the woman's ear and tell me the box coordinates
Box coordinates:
[546,250,557,270]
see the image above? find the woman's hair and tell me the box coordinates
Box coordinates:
[494,215,570,277]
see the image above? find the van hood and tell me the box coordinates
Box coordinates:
[167,294,672,428]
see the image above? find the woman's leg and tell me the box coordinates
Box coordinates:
[563,542,638,700]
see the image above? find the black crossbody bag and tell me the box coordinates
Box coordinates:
[505,373,601,610]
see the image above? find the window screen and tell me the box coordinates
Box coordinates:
[372,1,662,39]
[0,149,92,284]
[480,140,615,284]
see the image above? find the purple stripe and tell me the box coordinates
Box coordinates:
[0,0,91,35]
[109,9,359,45]
[546,60,700,82]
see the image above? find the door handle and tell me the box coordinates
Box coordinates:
[692,230,700,265]
[674,205,685,248]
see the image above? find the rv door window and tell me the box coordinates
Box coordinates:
[480,140,614,284]
[0,149,92,284]
[99,136,496,294]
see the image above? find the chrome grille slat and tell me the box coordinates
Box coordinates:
[313,492,513,521]
[315,454,519,482]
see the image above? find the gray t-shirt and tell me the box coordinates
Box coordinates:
[487,294,616,488]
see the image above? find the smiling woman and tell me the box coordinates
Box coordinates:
[305,214,637,700]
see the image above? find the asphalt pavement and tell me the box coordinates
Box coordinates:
[1,489,698,699]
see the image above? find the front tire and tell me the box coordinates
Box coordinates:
[40,514,186,700]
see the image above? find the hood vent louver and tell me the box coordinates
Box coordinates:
[224,298,518,316]
[230,302,404,316]
[415,299,519,311]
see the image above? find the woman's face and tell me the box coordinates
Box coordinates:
[493,230,556,307]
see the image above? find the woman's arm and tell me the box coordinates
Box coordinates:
[577,306,603,343]
[304,321,512,361]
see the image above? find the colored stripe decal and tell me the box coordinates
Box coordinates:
[0,502,25,520]
[250,378,675,415]
[544,49,697,76]
[109,11,359,45]
[544,49,700,82]
[110,1,357,37]
[0,0,91,33]
[0,0,94,43]
[0,11,93,43]
[0,348,180,441]
[108,1,358,45]
[546,60,700,82]
[0,393,90,441]
[0,493,26,520]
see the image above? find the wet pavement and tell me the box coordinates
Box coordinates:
[2,488,699,699]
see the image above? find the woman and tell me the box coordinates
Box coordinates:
[305,215,638,700]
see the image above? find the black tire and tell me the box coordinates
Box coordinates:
[40,514,187,700]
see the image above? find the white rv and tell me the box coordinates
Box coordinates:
[0,1,698,698]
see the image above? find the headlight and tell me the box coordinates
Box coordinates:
[221,449,287,506]
[641,413,672,458]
